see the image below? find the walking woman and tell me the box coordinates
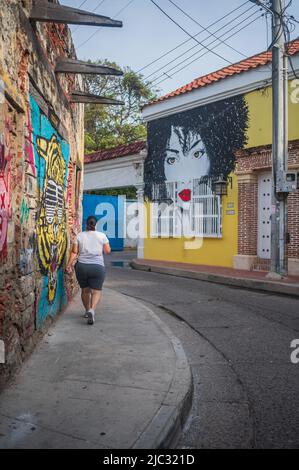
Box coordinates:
[66,216,111,325]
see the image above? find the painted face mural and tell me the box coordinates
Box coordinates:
[144,95,249,202]
[36,135,67,303]
[164,125,210,206]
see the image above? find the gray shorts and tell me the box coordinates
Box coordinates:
[75,262,106,291]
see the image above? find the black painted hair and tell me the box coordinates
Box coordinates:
[86,216,97,231]
[144,95,248,200]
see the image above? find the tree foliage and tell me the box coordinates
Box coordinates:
[84,60,157,153]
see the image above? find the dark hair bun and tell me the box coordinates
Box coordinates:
[86,216,97,231]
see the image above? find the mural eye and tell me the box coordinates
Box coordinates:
[166,156,177,165]
[194,149,205,159]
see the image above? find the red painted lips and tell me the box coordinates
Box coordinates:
[178,189,191,202]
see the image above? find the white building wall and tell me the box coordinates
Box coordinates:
[84,154,145,191]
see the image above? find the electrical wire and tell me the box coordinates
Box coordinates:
[73,0,107,33]
[148,1,298,91]
[167,0,247,58]
[265,10,270,49]
[77,0,135,49]
[289,15,299,24]
[149,0,236,65]
[148,11,262,85]
[137,1,252,73]
[144,7,258,81]
[77,0,89,8]
[153,13,264,86]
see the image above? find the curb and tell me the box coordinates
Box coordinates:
[125,295,193,449]
[131,260,299,298]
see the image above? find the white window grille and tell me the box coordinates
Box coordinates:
[192,179,222,238]
[151,179,222,238]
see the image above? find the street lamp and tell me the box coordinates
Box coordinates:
[212,176,229,196]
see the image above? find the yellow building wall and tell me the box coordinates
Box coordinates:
[246,82,299,148]
[143,80,299,267]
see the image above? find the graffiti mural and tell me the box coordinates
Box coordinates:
[0,104,16,261]
[0,141,10,258]
[20,198,30,225]
[145,95,248,201]
[36,134,68,303]
[30,96,69,324]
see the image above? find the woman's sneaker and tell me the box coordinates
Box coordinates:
[87,310,95,325]
[84,312,89,318]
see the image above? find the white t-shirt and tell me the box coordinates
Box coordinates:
[76,231,109,266]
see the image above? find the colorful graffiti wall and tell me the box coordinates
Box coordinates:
[0,104,16,263]
[30,96,70,326]
[0,0,84,385]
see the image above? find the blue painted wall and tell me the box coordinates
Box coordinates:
[82,195,124,251]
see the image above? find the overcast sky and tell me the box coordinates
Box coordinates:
[61,0,299,96]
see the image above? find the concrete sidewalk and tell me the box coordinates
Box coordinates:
[131,259,299,298]
[0,289,192,449]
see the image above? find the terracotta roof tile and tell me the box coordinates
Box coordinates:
[145,39,299,108]
[85,141,146,164]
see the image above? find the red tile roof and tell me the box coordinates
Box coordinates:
[144,39,299,108]
[85,141,147,164]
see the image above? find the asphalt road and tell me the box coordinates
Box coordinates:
[105,252,299,449]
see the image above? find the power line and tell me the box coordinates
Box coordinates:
[145,8,259,82]
[77,0,135,49]
[77,0,89,8]
[154,13,264,86]
[154,14,263,87]
[137,1,252,73]
[167,0,247,58]
[265,10,270,49]
[289,15,299,24]
[149,0,235,65]
[73,0,107,33]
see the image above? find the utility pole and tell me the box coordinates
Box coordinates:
[268,0,289,278]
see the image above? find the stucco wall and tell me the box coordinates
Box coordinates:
[0,0,84,385]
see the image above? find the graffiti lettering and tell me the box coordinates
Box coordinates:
[20,198,30,224]
[0,126,12,260]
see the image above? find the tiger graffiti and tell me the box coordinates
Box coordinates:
[36,135,67,304]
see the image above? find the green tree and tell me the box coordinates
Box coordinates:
[84,60,157,153]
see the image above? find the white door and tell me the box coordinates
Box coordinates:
[258,172,272,259]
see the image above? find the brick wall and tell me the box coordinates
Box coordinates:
[288,191,299,258]
[237,177,258,256]
[0,0,84,386]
